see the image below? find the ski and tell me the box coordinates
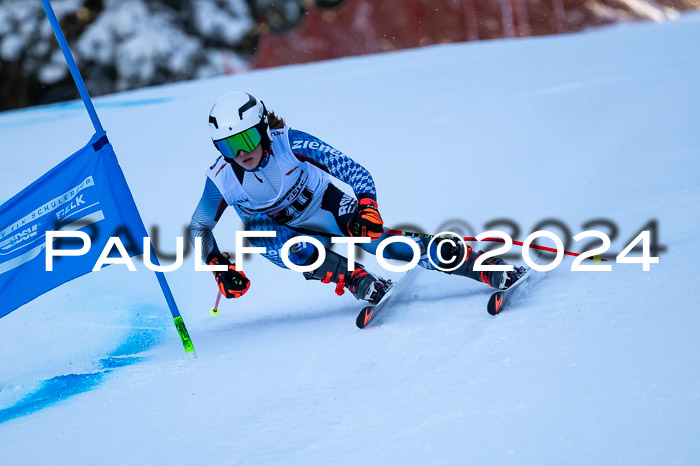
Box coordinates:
[487,268,537,315]
[355,269,415,329]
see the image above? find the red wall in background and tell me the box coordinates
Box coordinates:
[250,0,601,70]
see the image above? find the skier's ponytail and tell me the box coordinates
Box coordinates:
[268,111,285,129]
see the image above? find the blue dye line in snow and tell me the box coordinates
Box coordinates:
[0,320,166,425]
[0,97,173,129]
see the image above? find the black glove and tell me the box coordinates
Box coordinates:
[207,252,250,299]
[347,197,384,240]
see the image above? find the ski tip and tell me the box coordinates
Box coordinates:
[356,305,375,329]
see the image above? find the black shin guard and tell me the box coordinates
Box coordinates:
[302,248,350,284]
[302,248,383,301]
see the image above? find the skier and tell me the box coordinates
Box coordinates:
[188,92,526,303]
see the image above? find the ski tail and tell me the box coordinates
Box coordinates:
[356,305,375,329]
[487,290,506,316]
[355,268,418,329]
[486,268,539,315]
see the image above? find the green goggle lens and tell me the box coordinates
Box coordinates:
[214,127,262,159]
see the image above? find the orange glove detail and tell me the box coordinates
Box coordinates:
[207,252,250,299]
[348,197,384,240]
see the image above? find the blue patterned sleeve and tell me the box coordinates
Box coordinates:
[288,129,377,201]
[188,177,225,263]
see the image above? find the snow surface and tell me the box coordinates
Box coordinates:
[1,13,700,465]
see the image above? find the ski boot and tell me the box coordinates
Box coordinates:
[503,264,529,288]
[303,249,390,304]
[434,241,527,290]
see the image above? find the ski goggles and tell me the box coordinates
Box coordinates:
[214,126,262,159]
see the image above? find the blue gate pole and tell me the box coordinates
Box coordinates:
[40,0,103,135]
[41,0,196,357]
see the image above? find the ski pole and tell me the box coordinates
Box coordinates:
[384,229,607,262]
[210,252,230,317]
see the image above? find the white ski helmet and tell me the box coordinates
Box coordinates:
[208,92,268,158]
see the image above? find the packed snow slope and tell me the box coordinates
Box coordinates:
[1,14,699,466]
